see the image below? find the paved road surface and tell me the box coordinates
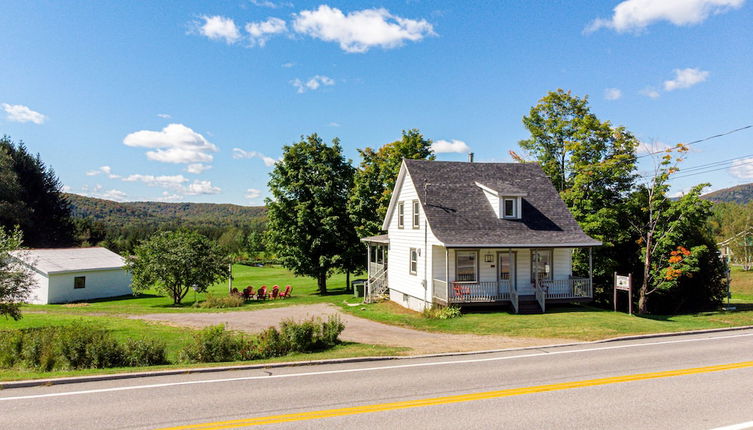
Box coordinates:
[3,329,753,429]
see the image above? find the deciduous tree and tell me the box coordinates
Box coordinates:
[0,227,34,319]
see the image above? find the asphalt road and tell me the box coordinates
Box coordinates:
[3,329,753,430]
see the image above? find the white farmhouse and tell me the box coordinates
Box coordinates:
[361,159,601,314]
[10,247,132,304]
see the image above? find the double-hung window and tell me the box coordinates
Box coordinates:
[398,202,405,228]
[412,200,420,228]
[455,251,478,282]
[409,248,418,275]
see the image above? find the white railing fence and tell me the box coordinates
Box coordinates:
[509,281,519,314]
[540,278,592,299]
[534,280,546,313]
[432,279,448,303]
[365,268,388,303]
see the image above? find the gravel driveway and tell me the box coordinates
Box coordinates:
[131,303,573,355]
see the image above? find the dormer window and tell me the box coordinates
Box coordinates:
[503,198,516,218]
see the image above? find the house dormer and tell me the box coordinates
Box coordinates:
[475,181,526,220]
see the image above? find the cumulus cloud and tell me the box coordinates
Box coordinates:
[123,123,218,164]
[157,192,183,202]
[62,185,72,193]
[604,88,622,101]
[1,103,47,124]
[250,0,293,8]
[730,157,753,179]
[328,122,341,127]
[232,148,277,166]
[281,62,295,68]
[431,139,471,154]
[640,87,661,99]
[85,165,121,179]
[80,185,128,202]
[586,0,744,33]
[245,17,287,46]
[196,15,241,44]
[185,163,212,174]
[663,68,710,91]
[185,180,221,195]
[291,75,335,93]
[122,174,189,188]
[292,5,435,53]
[245,188,262,199]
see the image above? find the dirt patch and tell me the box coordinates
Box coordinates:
[131,303,576,355]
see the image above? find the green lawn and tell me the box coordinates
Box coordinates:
[25,264,359,314]
[730,266,753,302]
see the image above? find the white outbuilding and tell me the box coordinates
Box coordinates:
[10,247,132,304]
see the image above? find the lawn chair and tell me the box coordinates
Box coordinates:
[231,287,240,296]
[242,286,254,300]
[256,285,268,300]
[279,285,292,299]
[452,283,470,298]
[270,285,280,299]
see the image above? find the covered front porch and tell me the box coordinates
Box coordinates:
[431,246,594,313]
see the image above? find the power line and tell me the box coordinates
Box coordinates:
[637,124,753,159]
[639,152,753,179]
[671,158,753,180]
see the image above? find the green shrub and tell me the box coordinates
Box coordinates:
[122,338,168,367]
[253,327,287,358]
[319,315,345,348]
[198,294,245,308]
[20,328,60,371]
[280,319,317,353]
[59,324,123,369]
[423,305,462,320]
[179,325,248,363]
[0,330,23,368]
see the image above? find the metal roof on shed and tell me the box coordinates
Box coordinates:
[10,247,126,275]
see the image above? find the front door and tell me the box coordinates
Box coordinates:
[498,252,516,296]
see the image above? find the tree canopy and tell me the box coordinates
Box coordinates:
[125,230,229,305]
[266,134,356,294]
[0,227,34,319]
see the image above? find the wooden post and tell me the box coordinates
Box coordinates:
[628,273,633,315]
[613,271,617,312]
[445,247,450,301]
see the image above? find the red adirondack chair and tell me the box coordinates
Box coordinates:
[242,286,254,300]
[279,285,292,299]
[256,285,268,300]
[231,287,240,296]
[270,285,280,299]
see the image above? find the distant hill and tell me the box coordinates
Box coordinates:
[702,183,753,204]
[65,193,266,228]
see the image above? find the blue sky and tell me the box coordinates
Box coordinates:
[1,0,752,205]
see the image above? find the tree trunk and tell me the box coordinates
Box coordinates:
[318,272,327,295]
[638,233,652,314]
[346,270,351,292]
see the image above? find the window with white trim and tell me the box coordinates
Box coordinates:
[503,198,516,218]
[409,248,418,275]
[455,251,478,282]
[398,202,404,228]
[412,200,420,228]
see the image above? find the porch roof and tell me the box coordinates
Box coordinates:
[404,160,601,248]
[360,234,390,244]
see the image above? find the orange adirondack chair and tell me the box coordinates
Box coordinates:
[279,285,292,299]
[256,285,268,300]
[270,285,280,299]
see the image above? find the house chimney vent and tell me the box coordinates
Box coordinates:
[468,152,474,163]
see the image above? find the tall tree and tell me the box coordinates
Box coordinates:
[0,136,75,247]
[266,134,356,294]
[126,230,229,305]
[517,90,638,297]
[0,227,34,320]
[349,129,435,239]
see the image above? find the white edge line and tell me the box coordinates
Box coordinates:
[2,331,753,402]
[709,421,753,430]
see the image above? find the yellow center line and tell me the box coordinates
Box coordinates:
[157,360,753,430]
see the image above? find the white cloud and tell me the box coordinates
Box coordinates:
[80,186,128,202]
[185,180,221,195]
[245,188,262,199]
[196,15,241,44]
[123,123,218,164]
[292,5,436,53]
[85,165,121,179]
[291,75,335,93]
[586,0,744,33]
[637,141,671,155]
[663,68,710,91]
[431,139,471,154]
[1,103,47,124]
[640,87,661,99]
[281,62,295,68]
[122,174,188,189]
[157,113,172,119]
[185,163,212,174]
[250,0,293,8]
[157,191,183,202]
[604,88,622,101]
[730,157,753,179]
[245,17,288,46]
[232,148,277,166]
[62,185,72,193]
[328,122,341,127]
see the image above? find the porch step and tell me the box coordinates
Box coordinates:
[516,298,543,314]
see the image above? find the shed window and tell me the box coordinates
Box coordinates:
[412,200,420,228]
[398,202,405,228]
[74,276,86,289]
[409,248,418,275]
[455,251,478,282]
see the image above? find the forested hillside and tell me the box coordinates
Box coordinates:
[703,183,753,204]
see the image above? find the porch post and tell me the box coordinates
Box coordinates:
[445,247,450,300]
[588,247,593,279]
[367,243,371,279]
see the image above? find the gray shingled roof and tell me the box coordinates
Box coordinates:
[405,159,600,247]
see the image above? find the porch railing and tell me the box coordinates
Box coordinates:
[534,281,546,313]
[447,281,511,303]
[432,279,448,304]
[365,267,388,303]
[509,280,519,313]
[540,278,592,299]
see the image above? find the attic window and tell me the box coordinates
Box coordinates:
[503,198,516,218]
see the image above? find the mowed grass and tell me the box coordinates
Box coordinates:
[24,265,360,314]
